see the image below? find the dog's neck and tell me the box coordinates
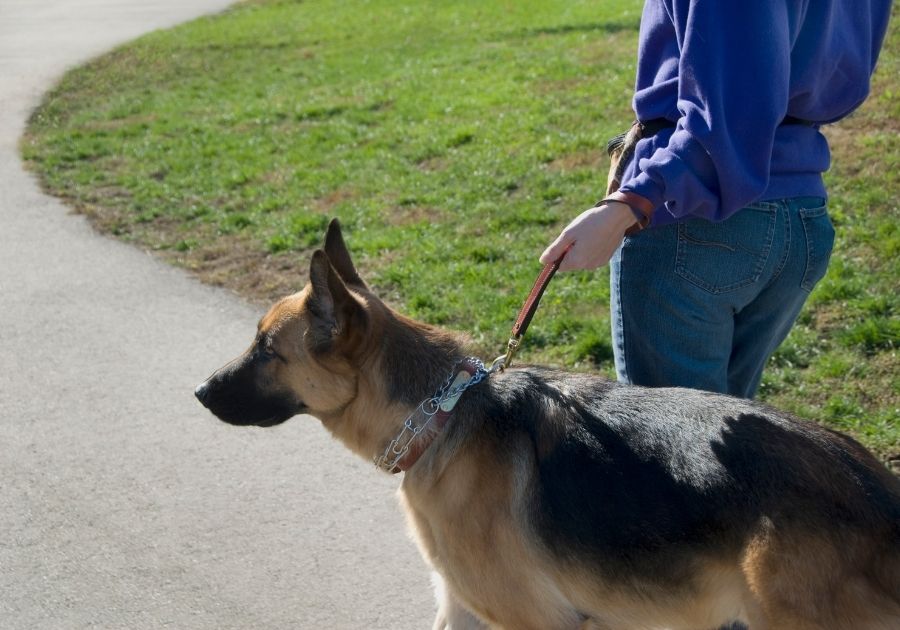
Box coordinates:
[380,311,468,405]
[323,304,470,469]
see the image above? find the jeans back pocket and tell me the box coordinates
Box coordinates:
[675,204,777,294]
[799,204,835,292]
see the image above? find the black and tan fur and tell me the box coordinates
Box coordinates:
[196,219,900,630]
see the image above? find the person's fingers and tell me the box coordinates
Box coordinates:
[556,241,594,272]
[542,203,631,270]
[539,231,572,265]
[556,248,582,271]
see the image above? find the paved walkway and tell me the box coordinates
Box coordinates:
[0,2,431,628]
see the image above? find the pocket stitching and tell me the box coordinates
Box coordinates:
[675,211,776,294]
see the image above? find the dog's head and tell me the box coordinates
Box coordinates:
[194,219,373,428]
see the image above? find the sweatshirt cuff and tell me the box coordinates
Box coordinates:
[618,172,665,218]
[601,190,657,235]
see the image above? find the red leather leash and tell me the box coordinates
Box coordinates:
[497,243,573,371]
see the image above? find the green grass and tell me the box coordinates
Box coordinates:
[22,0,899,460]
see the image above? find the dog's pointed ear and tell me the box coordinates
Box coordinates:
[323,218,367,289]
[307,249,366,352]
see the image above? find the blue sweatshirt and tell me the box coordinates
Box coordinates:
[617,0,893,225]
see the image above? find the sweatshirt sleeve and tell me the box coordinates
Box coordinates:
[619,0,792,222]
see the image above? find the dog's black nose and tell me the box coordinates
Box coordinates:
[194,381,210,407]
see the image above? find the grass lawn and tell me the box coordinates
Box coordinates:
[22,0,898,461]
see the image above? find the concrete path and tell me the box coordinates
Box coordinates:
[0,2,432,628]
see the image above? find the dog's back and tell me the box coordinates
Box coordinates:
[440,367,900,628]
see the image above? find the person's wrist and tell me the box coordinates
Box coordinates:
[602,200,640,233]
[600,191,654,234]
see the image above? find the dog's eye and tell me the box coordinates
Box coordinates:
[256,340,277,360]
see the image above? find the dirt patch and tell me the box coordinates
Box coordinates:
[168,235,308,306]
[40,185,308,307]
[546,149,606,173]
[417,156,448,172]
[384,204,446,226]
[312,188,357,214]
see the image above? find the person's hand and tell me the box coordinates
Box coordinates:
[540,201,637,271]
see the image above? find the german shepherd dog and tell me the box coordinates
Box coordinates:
[195,220,900,630]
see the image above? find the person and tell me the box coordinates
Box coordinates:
[541,0,893,399]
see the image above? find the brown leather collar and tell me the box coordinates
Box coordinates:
[389,360,479,474]
[391,410,451,473]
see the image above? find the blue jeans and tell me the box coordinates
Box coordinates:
[610,197,834,398]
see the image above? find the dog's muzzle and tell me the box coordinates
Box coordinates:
[193,371,302,427]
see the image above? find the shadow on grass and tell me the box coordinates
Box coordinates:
[509,19,640,39]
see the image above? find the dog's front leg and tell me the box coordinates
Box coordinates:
[431,572,489,630]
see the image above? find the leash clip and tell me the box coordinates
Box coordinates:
[489,335,521,373]
[491,244,571,373]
